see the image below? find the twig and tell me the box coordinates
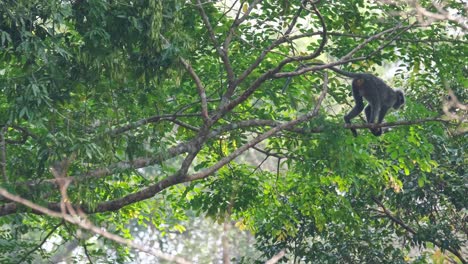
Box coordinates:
[273,24,410,79]
[279,0,328,64]
[341,24,406,61]
[16,221,63,264]
[372,197,466,264]
[234,1,305,91]
[0,126,6,182]
[223,0,262,51]
[196,0,235,83]
[108,113,201,136]
[414,2,468,30]
[180,58,210,123]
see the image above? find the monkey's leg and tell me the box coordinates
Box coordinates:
[364,105,372,122]
[365,105,381,136]
[344,91,364,137]
[372,107,390,136]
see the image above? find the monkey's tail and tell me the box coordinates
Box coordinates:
[304,62,364,78]
[282,63,363,93]
[326,67,362,78]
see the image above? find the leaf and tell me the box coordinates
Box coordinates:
[242,3,249,13]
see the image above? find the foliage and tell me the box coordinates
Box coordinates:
[0,0,466,263]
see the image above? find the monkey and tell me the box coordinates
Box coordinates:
[328,67,405,137]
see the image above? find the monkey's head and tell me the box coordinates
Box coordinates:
[393,89,405,109]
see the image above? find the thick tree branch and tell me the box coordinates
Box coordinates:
[189,73,328,181]
[8,117,447,192]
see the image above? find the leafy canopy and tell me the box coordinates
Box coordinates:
[0,0,466,263]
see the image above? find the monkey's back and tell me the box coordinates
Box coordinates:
[353,74,393,105]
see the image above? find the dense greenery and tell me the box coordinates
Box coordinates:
[0,0,466,263]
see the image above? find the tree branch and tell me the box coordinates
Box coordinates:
[0,126,6,182]
[180,58,210,123]
[372,197,466,264]
[234,2,305,93]
[196,0,235,84]
[273,24,411,78]
[17,221,63,263]
[108,113,201,136]
[189,73,328,181]
[279,1,328,65]
[0,187,193,264]
[265,249,286,264]
[0,73,329,218]
[8,117,447,192]
[345,117,450,130]
[223,0,262,51]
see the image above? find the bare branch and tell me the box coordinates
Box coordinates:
[414,1,468,30]
[180,58,210,123]
[231,0,263,28]
[0,187,193,264]
[341,24,406,61]
[236,1,327,88]
[365,23,416,59]
[278,0,328,64]
[265,249,286,264]
[372,197,416,234]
